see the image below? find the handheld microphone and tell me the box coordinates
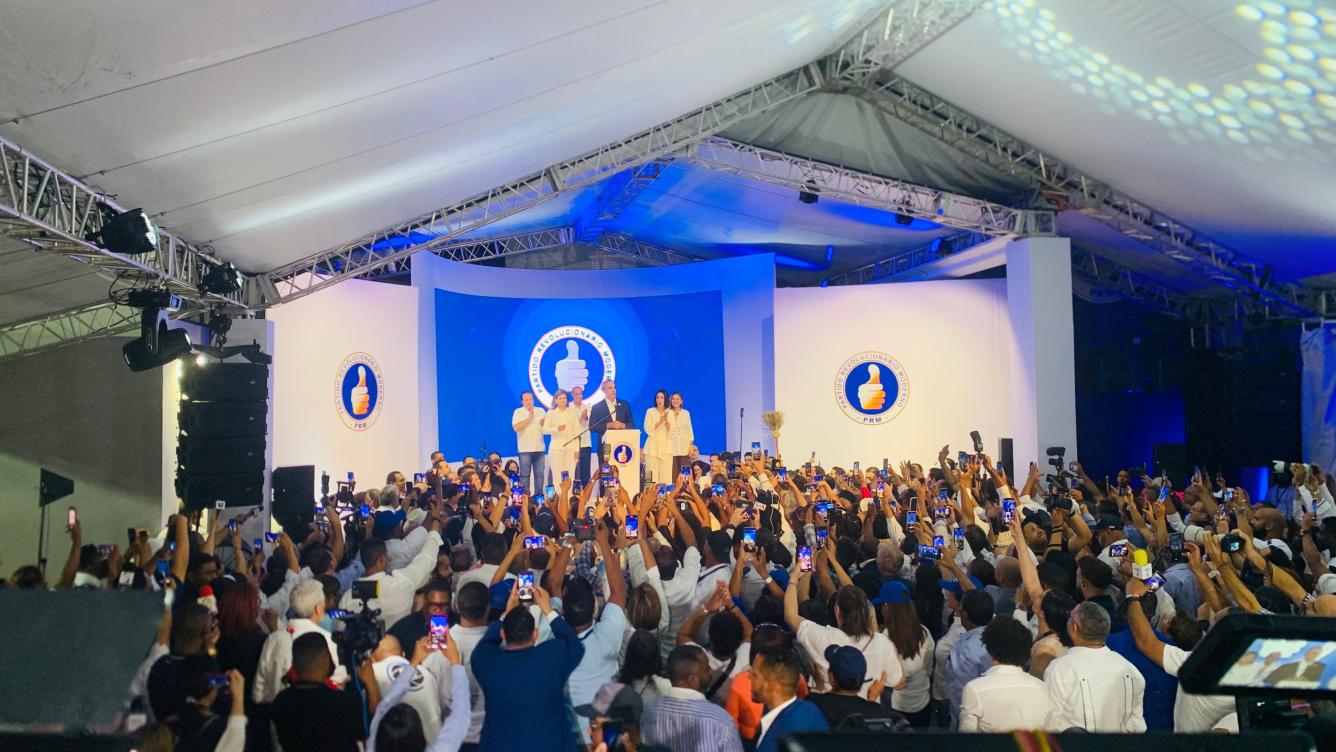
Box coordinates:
[970,430,984,454]
[1131,548,1153,581]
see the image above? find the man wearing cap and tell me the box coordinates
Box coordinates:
[575,682,648,752]
[809,645,887,730]
[959,616,1051,732]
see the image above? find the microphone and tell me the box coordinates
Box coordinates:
[740,407,745,417]
[1131,548,1153,581]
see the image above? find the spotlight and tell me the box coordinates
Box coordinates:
[120,288,192,372]
[825,245,834,263]
[930,237,954,256]
[894,213,913,226]
[930,237,944,254]
[97,208,158,256]
[820,278,830,288]
[798,180,820,205]
[195,353,210,367]
[200,262,243,295]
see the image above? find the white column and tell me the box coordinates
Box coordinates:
[1005,236,1078,474]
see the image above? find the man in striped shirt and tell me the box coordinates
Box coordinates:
[642,645,744,752]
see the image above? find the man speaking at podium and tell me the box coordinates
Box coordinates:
[588,379,635,464]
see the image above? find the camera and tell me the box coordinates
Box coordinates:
[1220,532,1245,553]
[1045,446,1066,471]
[571,518,595,542]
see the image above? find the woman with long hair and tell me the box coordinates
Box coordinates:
[666,392,694,477]
[913,563,946,639]
[616,629,671,704]
[641,389,673,484]
[785,574,906,694]
[542,389,581,486]
[877,581,936,727]
[1030,589,1075,679]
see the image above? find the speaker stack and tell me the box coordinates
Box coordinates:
[175,361,268,510]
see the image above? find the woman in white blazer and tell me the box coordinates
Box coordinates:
[543,389,581,486]
[642,389,673,484]
[666,391,694,477]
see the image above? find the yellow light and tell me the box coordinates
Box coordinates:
[1284,78,1315,95]
[1188,82,1211,98]
[1289,10,1320,27]
[1257,62,1286,79]
[1236,5,1265,22]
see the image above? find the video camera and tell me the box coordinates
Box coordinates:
[329,579,384,664]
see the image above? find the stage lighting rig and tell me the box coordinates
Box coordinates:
[894,213,913,226]
[200,262,243,295]
[120,288,192,372]
[93,207,158,256]
[798,180,820,205]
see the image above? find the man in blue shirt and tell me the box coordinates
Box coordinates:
[472,580,585,751]
[566,522,628,742]
[1106,596,1177,730]
[752,648,828,752]
[946,589,995,728]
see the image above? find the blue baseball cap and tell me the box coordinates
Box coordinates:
[823,644,867,687]
[372,509,405,539]
[940,575,983,597]
[872,580,912,606]
[488,581,513,611]
[769,568,790,591]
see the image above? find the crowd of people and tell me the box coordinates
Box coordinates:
[10,443,1336,752]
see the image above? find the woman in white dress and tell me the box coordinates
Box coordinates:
[642,389,673,484]
[666,392,694,477]
[543,389,581,486]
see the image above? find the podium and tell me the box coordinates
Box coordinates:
[602,429,641,491]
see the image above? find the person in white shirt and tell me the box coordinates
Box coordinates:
[511,391,547,493]
[1122,580,1240,732]
[960,616,1052,732]
[784,574,905,692]
[643,390,673,484]
[369,638,454,741]
[666,392,694,477]
[448,580,494,747]
[1043,601,1147,732]
[542,388,582,488]
[571,385,593,484]
[874,581,935,724]
[253,580,347,704]
[627,503,703,658]
[339,518,445,628]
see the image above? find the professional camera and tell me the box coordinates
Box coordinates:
[329,579,384,663]
[1045,446,1066,471]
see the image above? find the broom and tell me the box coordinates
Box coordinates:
[760,411,784,460]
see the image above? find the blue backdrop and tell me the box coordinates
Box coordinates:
[435,289,726,458]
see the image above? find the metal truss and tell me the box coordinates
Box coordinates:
[0,301,141,361]
[361,227,574,279]
[856,75,1318,318]
[689,138,1053,237]
[249,0,982,308]
[0,134,243,310]
[595,233,704,267]
[573,161,669,244]
[821,230,991,286]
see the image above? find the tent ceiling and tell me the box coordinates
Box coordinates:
[0,0,1331,327]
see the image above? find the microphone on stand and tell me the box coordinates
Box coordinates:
[738,407,745,458]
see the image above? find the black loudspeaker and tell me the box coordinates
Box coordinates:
[38,469,74,507]
[271,465,315,535]
[997,438,1014,484]
[176,361,268,510]
[1153,443,1188,487]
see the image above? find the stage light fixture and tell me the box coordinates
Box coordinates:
[825,245,835,263]
[820,278,830,288]
[798,180,820,205]
[894,213,913,226]
[120,288,192,372]
[930,237,944,254]
[97,208,158,256]
[200,262,243,295]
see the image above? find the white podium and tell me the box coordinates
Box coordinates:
[603,428,641,491]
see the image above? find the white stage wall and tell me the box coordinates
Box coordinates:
[773,279,1018,471]
[267,278,425,485]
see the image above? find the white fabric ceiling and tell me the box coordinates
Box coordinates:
[0,0,1332,326]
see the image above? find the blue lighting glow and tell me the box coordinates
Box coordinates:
[825,244,835,263]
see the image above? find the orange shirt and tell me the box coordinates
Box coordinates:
[722,669,809,741]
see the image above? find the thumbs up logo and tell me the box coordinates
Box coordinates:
[857,364,885,411]
[336,353,384,431]
[835,352,908,424]
[529,326,616,409]
[554,340,589,393]
[350,365,371,417]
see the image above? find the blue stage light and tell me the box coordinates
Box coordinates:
[825,245,834,263]
[820,278,830,288]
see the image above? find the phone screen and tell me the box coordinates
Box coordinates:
[751,442,761,450]
[414,473,425,484]
[778,468,788,480]
[815,528,828,549]
[954,527,965,542]
[1110,543,1128,557]
[1159,485,1169,502]
[680,465,691,476]
[253,537,263,551]
[359,504,371,517]
[933,535,945,548]
[518,571,535,601]
[67,507,77,529]
[798,546,813,571]
[626,515,639,539]
[523,535,544,550]
[1169,533,1184,552]
[712,484,725,496]
[906,511,918,530]
[545,485,556,498]
[227,519,238,532]
[741,527,757,552]
[853,462,860,471]
[562,471,570,481]
[918,544,941,560]
[428,614,449,649]
[1002,499,1017,524]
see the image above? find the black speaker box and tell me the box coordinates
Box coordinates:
[271,465,315,534]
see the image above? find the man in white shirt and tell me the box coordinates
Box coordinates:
[512,391,547,494]
[1122,580,1243,732]
[339,516,445,627]
[1043,601,1147,732]
[449,580,494,747]
[253,580,347,704]
[960,616,1052,732]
